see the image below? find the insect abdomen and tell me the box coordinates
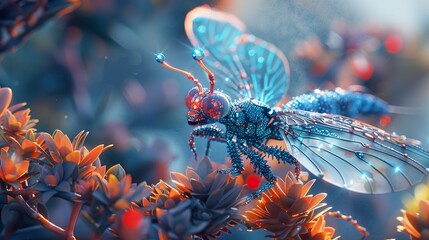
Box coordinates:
[283,88,389,117]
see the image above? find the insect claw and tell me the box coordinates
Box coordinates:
[189,134,198,161]
[294,164,301,181]
[204,139,212,156]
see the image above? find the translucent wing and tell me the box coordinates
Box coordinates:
[279,110,429,193]
[185,6,290,106]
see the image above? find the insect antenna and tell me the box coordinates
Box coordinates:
[192,48,215,94]
[155,53,204,95]
[324,211,369,238]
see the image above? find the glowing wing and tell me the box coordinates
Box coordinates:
[279,110,429,193]
[185,6,290,107]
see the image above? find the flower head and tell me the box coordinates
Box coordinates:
[41,130,111,179]
[398,179,429,239]
[156,199,210,240]
[74,165,106,201]
[0,87,38,139]
[2,108,38,138]
[93,173,151,211]
[0,148,30,188]
[245,171,334,239]
[171,157,245,239]
[35,162,79,203]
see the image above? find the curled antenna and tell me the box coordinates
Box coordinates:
[155,53,203,95]
[192,48,215,94]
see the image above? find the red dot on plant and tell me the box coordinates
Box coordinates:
[122,209,143,229]
[246,174,261,190]
[384,34,402,54]
[379,115,391,127]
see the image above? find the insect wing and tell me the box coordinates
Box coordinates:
[232,35,290,106]
[185,7,290,107]
[279,110,429,194]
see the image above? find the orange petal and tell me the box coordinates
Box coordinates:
[4,155,16,175]
[301,179,316,197]
[15,160,30,177]
[81,145,104,166]
[0,88,12,116]
[66,151,82,164]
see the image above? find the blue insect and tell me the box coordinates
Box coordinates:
[155,6,429,202]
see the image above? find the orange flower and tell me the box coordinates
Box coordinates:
[245,171,335,239]
[398,179,429,239]
[397,200,429,239]
[41,130,112,179]
[0,87,38,139]
[302,215,337,240]
[74,165,106,200]
[94,174,151,211]
[0,148,30,188]
[7,136,41,159]
[2,108,38,138]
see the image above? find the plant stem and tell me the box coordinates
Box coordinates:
[65,202,83,240]
[7,188,38,197]
[93,231,102,240]
[15,195,75,239]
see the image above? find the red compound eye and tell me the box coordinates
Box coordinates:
[201,91,231,119]
[185,87,200,108]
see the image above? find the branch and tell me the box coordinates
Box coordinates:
[15,195,75,240]
[65,202,83,240]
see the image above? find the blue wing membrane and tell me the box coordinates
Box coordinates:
[279,110,429,194]
[185,6,290,107]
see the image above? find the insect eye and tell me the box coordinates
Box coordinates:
[201,92,231,119]
[185,87,200,108]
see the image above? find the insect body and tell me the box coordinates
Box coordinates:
[284,88,390,117]
[156,6,429,202]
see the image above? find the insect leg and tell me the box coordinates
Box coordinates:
[237,143,276,203]
[324,211,369,238]
[254,143,301,180]
[217,136,244,176]
[189,125,226,160]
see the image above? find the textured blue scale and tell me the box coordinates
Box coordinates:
[283,88,390,117]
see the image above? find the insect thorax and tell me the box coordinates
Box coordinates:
[219,99,274,140]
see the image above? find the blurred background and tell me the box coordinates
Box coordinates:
[1,0,429,239]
